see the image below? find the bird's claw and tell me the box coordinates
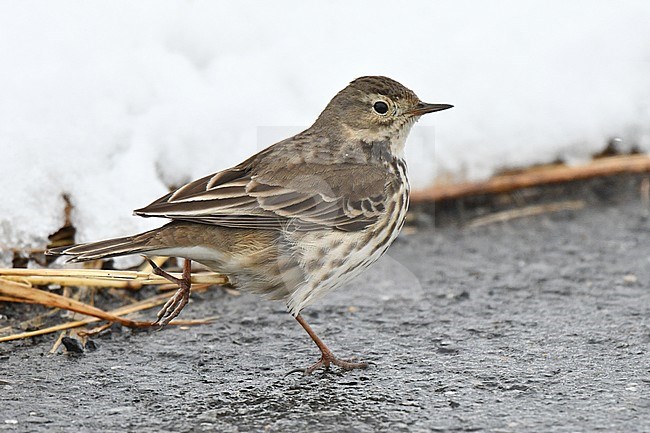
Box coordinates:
[144,257,192,327]
[286,352,369,376]
[154,285,191,326]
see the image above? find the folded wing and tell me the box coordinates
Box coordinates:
[135,158,388,232]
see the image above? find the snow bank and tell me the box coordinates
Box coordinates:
[1,1,649,260]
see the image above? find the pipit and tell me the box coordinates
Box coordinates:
[48,76,452,374]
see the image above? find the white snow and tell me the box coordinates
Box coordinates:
[0,1,649,261]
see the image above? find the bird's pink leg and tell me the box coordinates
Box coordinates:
[146,258,192,326]
[291,313,369,374]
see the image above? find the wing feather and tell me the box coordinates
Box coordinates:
[135,157,389,232]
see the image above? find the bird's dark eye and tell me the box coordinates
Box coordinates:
[373,101,389,115]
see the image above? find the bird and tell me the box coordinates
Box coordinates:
[47,76,452,374]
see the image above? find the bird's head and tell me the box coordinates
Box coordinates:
[313,76,452,156]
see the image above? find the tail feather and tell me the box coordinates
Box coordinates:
[47,229,159,262]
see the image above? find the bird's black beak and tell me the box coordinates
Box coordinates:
[407,102,453,116]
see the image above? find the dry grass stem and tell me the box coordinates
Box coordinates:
[412,154,650,202]
[467,200,586,228]
[0,268,228,289]
[0,288,218,343]
[0,277,153,328]
[49,331,66,354]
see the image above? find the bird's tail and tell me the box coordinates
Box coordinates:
[46,228,160,262]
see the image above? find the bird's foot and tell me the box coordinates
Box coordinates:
[289,313,369,375]
[155,284,191,326]
[145,258,192,326]
[289,351,369,375]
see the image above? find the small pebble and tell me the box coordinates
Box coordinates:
[623,274,638,284]
[85,340,99,352]
[61,337,84,354]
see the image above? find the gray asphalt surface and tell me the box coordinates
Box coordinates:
[1,178,649,432]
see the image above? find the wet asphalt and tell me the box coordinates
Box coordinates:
[1,177,649,432]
